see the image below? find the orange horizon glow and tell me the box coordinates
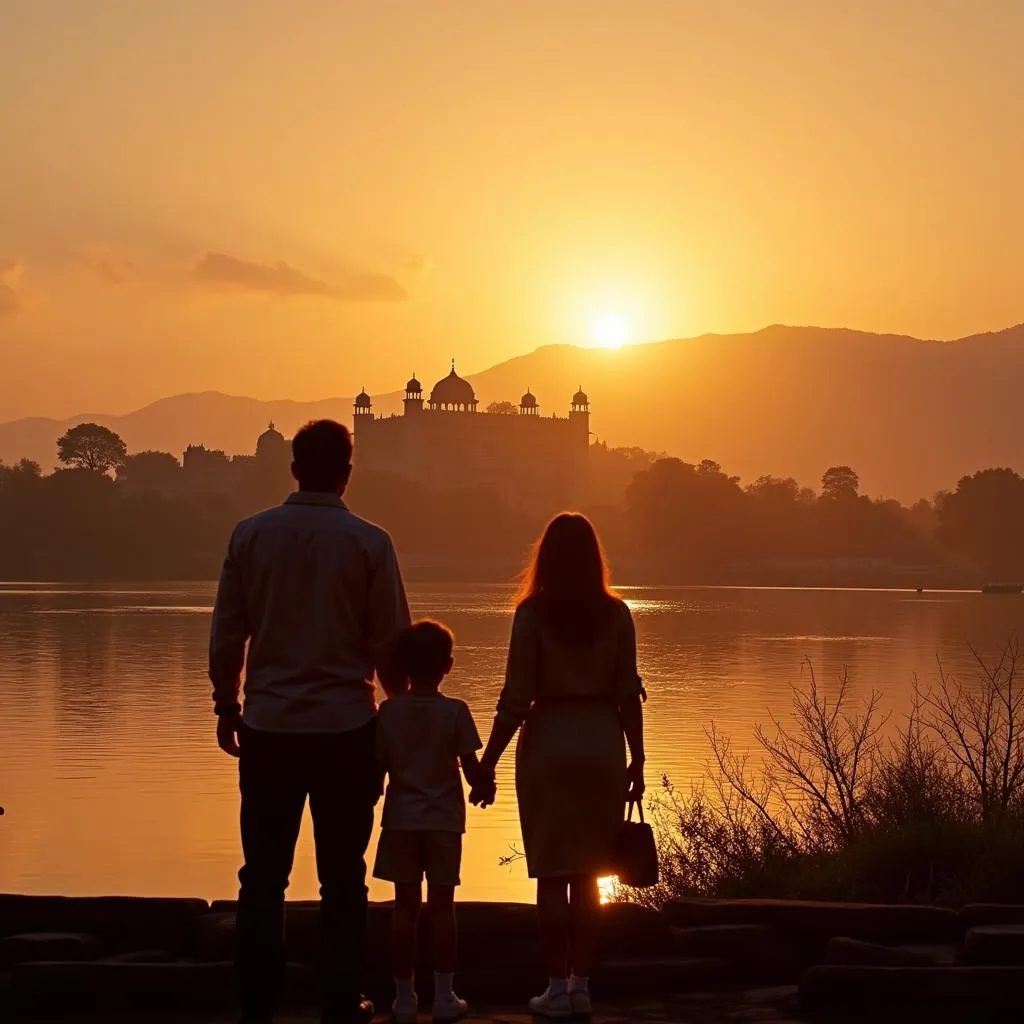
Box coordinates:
[2,1,1023,420]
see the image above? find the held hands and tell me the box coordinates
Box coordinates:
[469,765,498,808]
[625,758,646,803]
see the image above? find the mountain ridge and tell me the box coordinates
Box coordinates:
[4,321,1024,502]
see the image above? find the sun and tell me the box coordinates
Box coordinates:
[592,313,629,350]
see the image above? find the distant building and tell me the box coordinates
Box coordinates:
[353,363,591,510]
[127,372,593,513]
[179,422,290,495]
[254,422,288,462]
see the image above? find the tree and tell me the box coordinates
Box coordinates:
[626,457,747,571]
[821,465,860,501]
[486,401,518,415]
[117,450,182,489]
[744,475,818,557]
[57,423,128,474]
[586,443,663,506]
[10,458,41,478]
[0,458,42,496]
[937,468,1024,574]
[698,458,740,484]
[746,475,814,506]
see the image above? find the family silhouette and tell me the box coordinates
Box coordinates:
[210,419,647,1024]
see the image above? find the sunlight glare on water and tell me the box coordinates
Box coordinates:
[597,875,618,905]
[0,581,1021,901]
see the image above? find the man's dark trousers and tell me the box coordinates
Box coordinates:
[235,718,378,1023]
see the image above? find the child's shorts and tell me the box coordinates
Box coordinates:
[373,829,463,886]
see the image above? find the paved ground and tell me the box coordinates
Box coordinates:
[6,988,807,1023]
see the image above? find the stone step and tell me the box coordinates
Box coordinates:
[664,897,958,945]
[961,924,1024,965]
[198,900,674,966]
[800,964,1024,1017]
[0,931,103,968]
[825,937,939,967]
[100,948,177,964]
[0,895,209,954]
[670,923,801,981]
[7,961,253,1014]
[959,904,1024,932]
[5,956,731,1015]
[0,896,674,967]
[671,923,775,958]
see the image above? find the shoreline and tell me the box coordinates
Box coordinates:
[0,569,1002,592]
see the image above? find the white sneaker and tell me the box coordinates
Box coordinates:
[392,991,419,1024]
[570,989,592,1017]
[529,988,572,1018]
[432,991,468,1023]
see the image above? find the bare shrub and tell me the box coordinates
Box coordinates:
[915,637,1024,821]
[866,688,969,831]
[626,638,1024,906]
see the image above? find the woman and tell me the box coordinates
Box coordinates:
[476,513,646,1018]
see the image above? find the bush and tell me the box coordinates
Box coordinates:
[626,638,1024,907]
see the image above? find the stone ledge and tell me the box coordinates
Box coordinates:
[7,961,249,1013]
[824,937,938,967]
[197,900,672,967]
[0,932,103,968]
[800,964,1024,1016]
[0,985,807,1024]
[0,895,208,955]
[959,904,1024,932]
[4,955,730,1015]
[100,948,177,964]
[664,897,958,945]
[961,924,1024,966]
[670,924,800,982]
[0,897,673,968]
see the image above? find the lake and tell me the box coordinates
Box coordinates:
[0,582,1021,903]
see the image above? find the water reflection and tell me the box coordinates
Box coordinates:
[0,582,1021,902]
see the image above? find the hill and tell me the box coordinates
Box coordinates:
[3,322,1024,502]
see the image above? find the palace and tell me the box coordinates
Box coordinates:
[354,363,591,510]
[177,421,291,495]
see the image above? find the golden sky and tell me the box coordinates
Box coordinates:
[2,0,1022,419]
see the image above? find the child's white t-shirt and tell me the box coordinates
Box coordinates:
[376,690,482,833]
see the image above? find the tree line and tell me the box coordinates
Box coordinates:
[0,423,1021,582]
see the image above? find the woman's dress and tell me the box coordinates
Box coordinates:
[495,598,642,879]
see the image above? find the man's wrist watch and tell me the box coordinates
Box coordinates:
[215,702,242,718]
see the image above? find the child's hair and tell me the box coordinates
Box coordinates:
[394,619,455,683]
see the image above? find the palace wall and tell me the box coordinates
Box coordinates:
[354,410,589,511]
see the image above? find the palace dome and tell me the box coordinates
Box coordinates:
[256,421,286,457]
[354,389,372,409]
[406,375,422,394]
[572,387,589,406]
[429,363,477,409]
[520,389,537,408]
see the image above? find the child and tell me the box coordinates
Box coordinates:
[374,620,485,1023]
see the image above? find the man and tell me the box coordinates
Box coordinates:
[209,419,411,1024]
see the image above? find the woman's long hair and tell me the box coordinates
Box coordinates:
[517,512,618,644]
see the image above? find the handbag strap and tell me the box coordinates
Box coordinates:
[626,798,645,824]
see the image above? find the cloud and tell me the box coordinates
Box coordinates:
[191,251,406,301]
[0,259,24,317]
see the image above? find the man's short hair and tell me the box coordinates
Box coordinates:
[394,620,454,680]
[291,420,353,488]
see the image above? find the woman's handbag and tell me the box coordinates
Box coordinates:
[614,799,659,888]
